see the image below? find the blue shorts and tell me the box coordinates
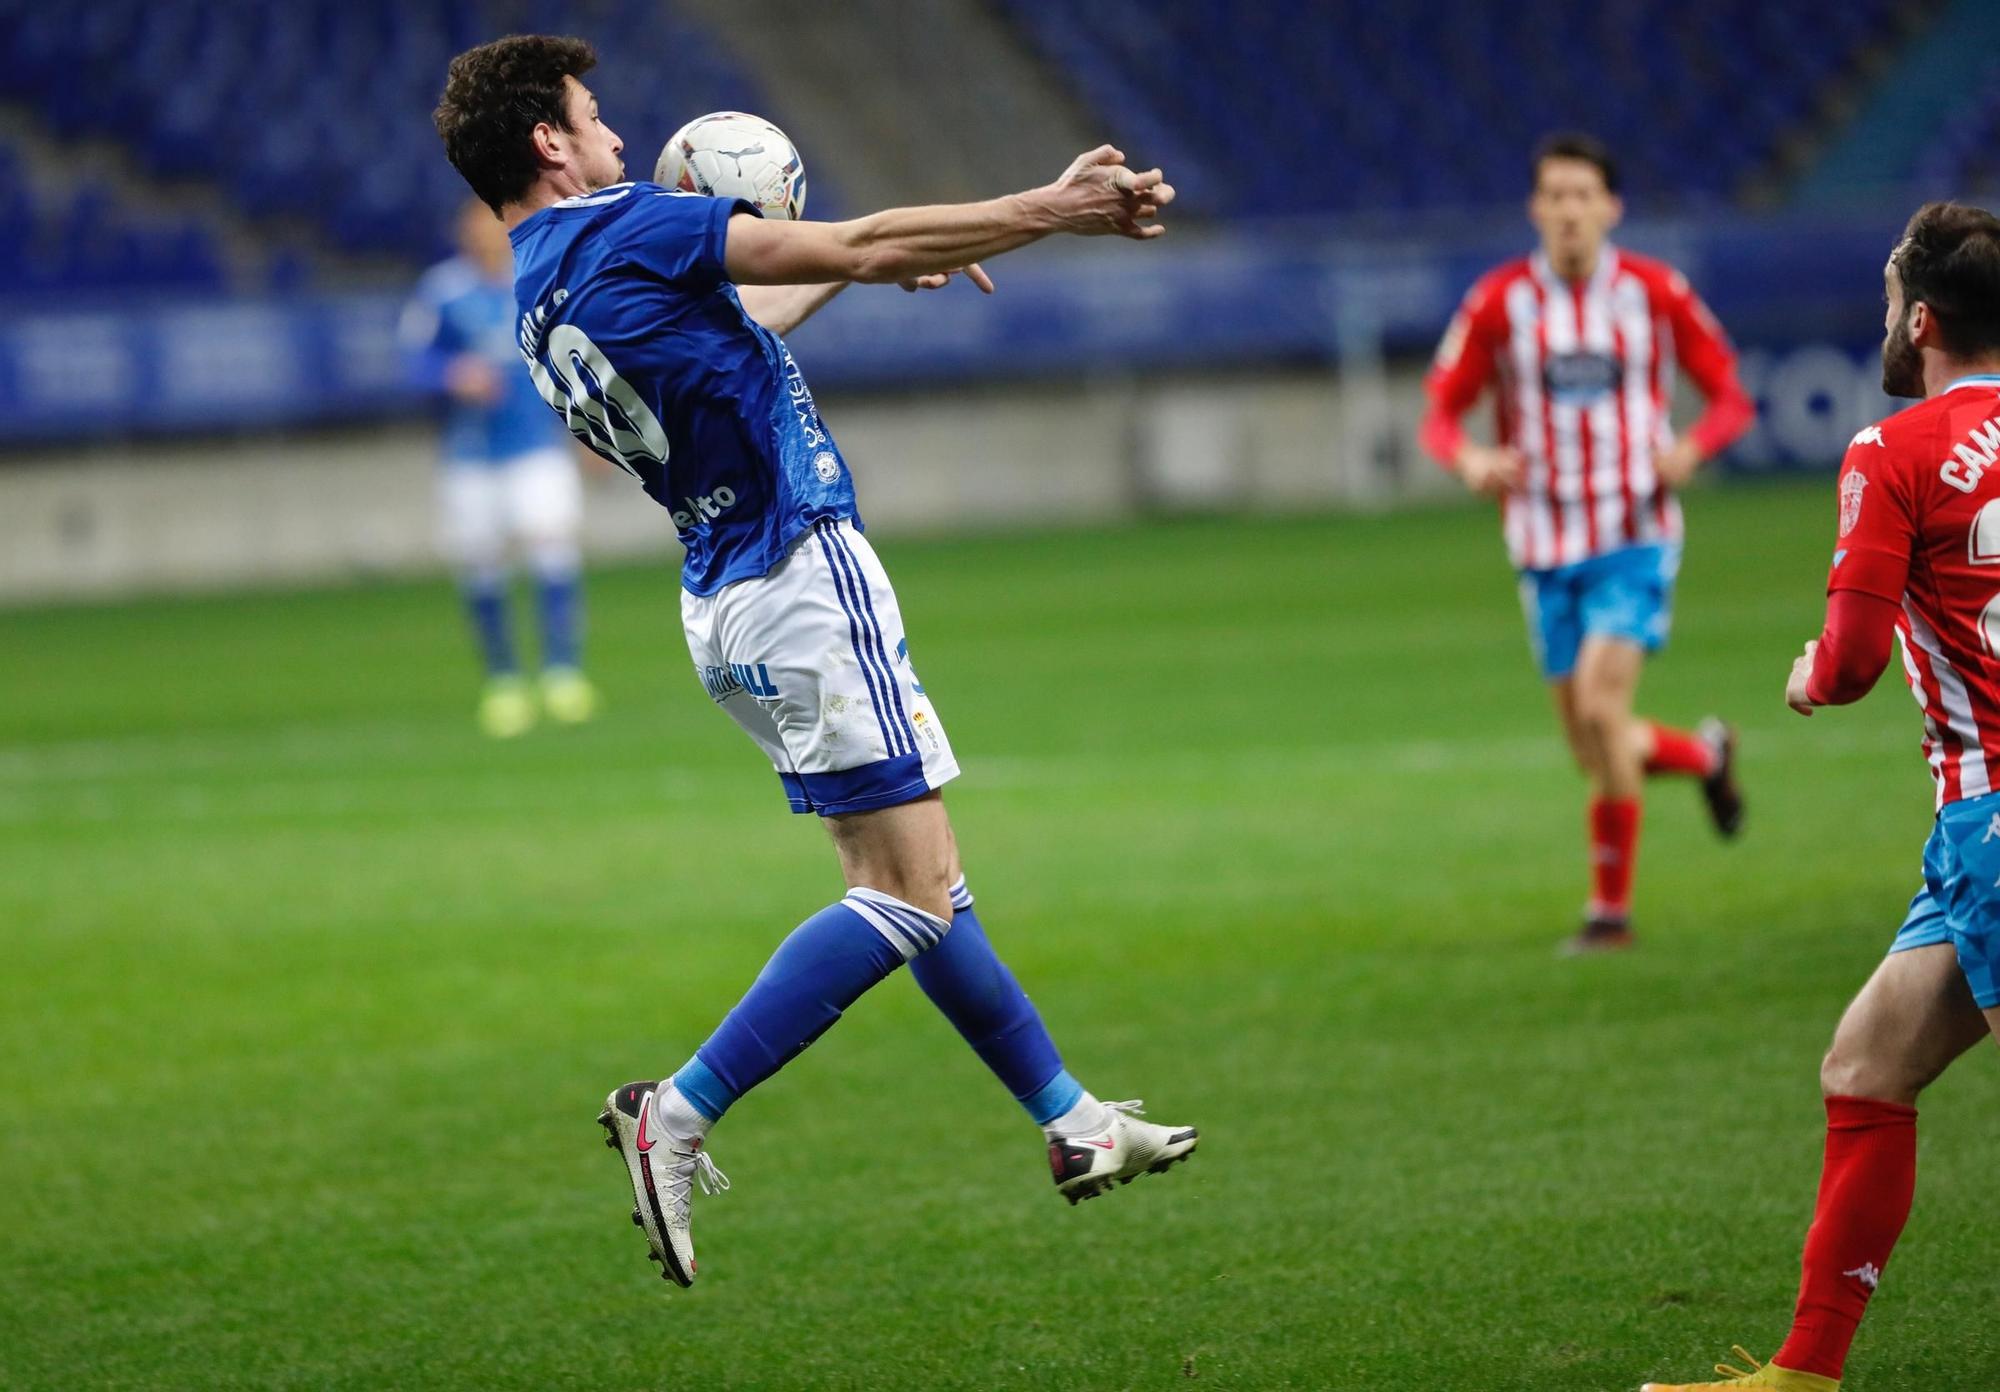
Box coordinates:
[1889,791,2000,1009]
[1517,542,1680,681]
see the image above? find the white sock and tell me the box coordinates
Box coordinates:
[1043,1090,1110,1138]
[652,1082,711,1142]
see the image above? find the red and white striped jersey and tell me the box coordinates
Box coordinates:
[1829,375,2000,808]
[1420,246,1753,571]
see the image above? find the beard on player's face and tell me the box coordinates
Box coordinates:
[1881,312,1924,398]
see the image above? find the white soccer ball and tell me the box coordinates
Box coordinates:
[654,111,807,221]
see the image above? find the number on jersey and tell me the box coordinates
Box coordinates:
[527,324,668,474]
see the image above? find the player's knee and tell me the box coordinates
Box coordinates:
[524,534,580,578]
[848,865,952,925]
[1572,692,1626,744]
[1818,1042,1857,1098]
[899,875,954,926]
[1820,1038,1923,1105]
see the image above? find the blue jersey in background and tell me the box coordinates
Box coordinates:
[400,257,571,466]
[507,182,858,596]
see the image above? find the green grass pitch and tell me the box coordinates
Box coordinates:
[3,481,1997,1391]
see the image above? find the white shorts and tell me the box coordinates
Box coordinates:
[682,518,960,816]
[438,448,582,565]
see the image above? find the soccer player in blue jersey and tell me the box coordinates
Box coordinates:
[400,198,601,737]
[433,34,1196,1287]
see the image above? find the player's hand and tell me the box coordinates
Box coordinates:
[1457,443,1525,497]
[444,355,503,405]
[1787,639,1820,716]
[1042,145,1174,239]
[1655,438,1705,488]
[900,264,995,294]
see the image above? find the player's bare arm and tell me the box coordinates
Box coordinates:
[736,266,995,337]
[723,146,1172,288]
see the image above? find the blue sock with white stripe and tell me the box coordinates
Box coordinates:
[670,889,950,1126]
[909,877,1083,1126]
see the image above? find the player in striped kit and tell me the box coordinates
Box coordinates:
[1643,203,2000,1392]
[1419,134,1756,953]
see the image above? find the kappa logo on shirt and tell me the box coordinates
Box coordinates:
[1850,425,1885,449]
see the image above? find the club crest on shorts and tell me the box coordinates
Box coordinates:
[1839,470,1867,536]
[813,451,839,483]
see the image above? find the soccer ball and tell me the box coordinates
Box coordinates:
[654,111,807,221]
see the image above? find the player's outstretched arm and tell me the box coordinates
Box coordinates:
[723,145,1171,288]
[736,266,996,336]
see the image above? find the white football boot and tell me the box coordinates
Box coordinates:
[598,1081,729,1287]
[1047,1099,1198,1205]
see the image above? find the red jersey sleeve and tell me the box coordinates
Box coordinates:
[1827,433,1915,603]
[1662,269,1755,458]
[1805,589,1900,706]
[1419,273,1507,466]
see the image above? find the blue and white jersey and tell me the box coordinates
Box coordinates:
[508,181,857,596]
[399,256,570,467]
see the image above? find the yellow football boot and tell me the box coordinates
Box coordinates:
[1643,1346,1839,1392]
[477,675,537,739]
[539,666,600,725]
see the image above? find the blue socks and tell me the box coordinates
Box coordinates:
[672,890,948,1124]
[910,878,1081,1125]
[667,877,1082,1132]
[535,566,583,670]
[462,573,516,676]
[462,563,586,679]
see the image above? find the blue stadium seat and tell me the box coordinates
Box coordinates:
[0,0,793,293]
[995,0,1904,219]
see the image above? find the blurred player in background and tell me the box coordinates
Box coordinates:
[1420,133,1755,953]
[400,198,600,738]
[1644,203,2000,1392]
[433,35,1196,1289]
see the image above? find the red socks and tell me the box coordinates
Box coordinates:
[1773,1095,1919,1380]
[1587,796,1641,918]
[1644,722,1716,777]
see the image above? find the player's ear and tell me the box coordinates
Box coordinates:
[1908,300,1934,348]
[1605,193,1624,229]
[530,120,565,169]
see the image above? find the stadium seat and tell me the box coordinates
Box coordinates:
[0,0,789,291]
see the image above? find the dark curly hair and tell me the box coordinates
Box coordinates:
[1893,201,2000,357]
[434,34,597,215]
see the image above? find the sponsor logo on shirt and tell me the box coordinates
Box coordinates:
[780,346,827,449]
[698,662,779,700]
[672,486,738,530]
[1543,350,1620,404]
